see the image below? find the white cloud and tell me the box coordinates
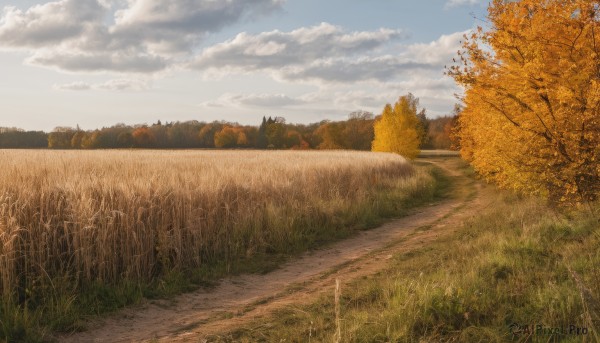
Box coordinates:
[110,0,284,54]
[192,26,465,86]
[0,0,107,47]
[0,0,284,73]
[53,81,92,91]
[276,57,435,83]
[95,78,150,91]
[331,91,391,109]
[445,0,483,9]
[201,93,305,108]
[54,78,150,91]
[27,50,168,73]
[0,1,464,119]
[198,75,461,119]
[244,41,287,56]
[325,77,459,116]
[191,23,406,71]
[191,27,465,119]
[0,1,462,91]
[403,31,466,64]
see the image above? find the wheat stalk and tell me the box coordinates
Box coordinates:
[0,150,412,306]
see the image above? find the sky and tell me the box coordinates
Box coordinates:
[0,0,488,131]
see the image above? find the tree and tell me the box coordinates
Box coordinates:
[236,131,249,147]
[71,130,86,148]
[449,0,600,204]
[150,124,168,148]
[214,126,238,148]
[48,127,76,149]
[349,110,374,121]
[286,130,309,149]
[416,109,429,148]
[315,122,345,150]
[256,117,268,149]
[444,104,462,151]
[266,121,286,149]
[0,128,47,148]
[132,127,156,148]
[198,122,222,148]
[345,112,375,150]
[425,116,455,150]
[117,132,134,148]
[372,94,422,159]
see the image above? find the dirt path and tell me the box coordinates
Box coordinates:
[61,158,492,343]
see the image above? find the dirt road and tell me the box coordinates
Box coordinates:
[62,158,491,342]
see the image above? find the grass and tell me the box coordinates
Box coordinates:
[0,150,444,342]
[218,164,600,342]
[418,150,460,158]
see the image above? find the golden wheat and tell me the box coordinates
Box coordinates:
[0,150,417,300]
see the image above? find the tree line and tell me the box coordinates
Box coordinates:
[0,110,457,151]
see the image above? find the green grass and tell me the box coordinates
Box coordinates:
[0,163,447,343]
[217,189,600,342]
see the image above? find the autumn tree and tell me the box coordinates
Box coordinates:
[345,111,375,150]
[285,130,305,149]
[236,131,249,147]
[449,0,600,204]
[48,127,76,149]
[71,130,86,148]
[198,122,223,148]
[315,122,345,150]
[132,127,156,148]
[424,116,455,150]
[214,126,238,148]
[372,94,422,159]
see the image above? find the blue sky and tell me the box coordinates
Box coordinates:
[0,0,487,131]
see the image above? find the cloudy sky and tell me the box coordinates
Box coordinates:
[0,0,487,131]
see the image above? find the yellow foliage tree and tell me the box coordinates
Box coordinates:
[449,0,600,204]
[372,94,421,159]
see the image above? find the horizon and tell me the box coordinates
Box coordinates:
[0,109,458,133]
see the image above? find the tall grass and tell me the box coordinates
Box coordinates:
[223,190,600,342]
[0,150,436,341]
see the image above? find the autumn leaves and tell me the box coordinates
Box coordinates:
[447,0,599,204]
[372,94,424,160]
[377,0,599,204]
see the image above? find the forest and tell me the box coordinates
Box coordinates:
[0,111,457,151]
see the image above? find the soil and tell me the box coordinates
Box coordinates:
[60,158,493,343]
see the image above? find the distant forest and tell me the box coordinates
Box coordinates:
[0,111,457,150]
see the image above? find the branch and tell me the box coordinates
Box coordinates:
[477,95,549,140]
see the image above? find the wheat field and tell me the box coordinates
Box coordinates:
[0,150,431,306]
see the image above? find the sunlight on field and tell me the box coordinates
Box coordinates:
[0,150,425,303]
